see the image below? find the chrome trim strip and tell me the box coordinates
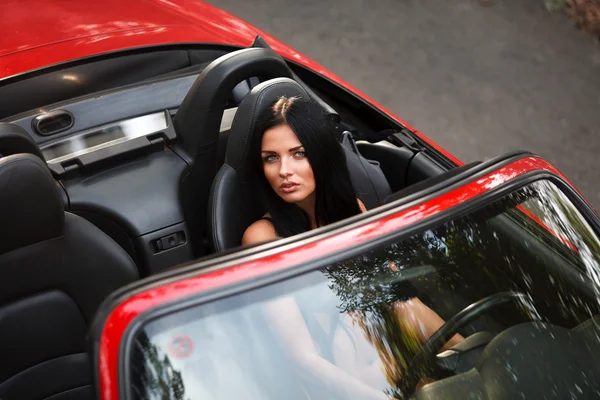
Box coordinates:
[42,107,239,164]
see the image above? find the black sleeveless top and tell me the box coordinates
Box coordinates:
[259,216,275,224]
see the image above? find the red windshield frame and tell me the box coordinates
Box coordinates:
[96,156,588,400]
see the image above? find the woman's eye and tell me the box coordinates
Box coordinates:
[263,155,278,163]
[294,151,306,158]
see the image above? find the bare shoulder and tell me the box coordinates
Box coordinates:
[242,217,278,246]
[357,198,367,213]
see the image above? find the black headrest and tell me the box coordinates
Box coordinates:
[174,48,293,158]
[0,123,44,160]
[225,77,310,170]
[0,154,64,254]
[223,77,391,210]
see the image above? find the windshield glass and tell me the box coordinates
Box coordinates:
[128,179,600,400]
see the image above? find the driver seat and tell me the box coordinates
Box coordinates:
[208,77,391,251]
[0,153,139,400]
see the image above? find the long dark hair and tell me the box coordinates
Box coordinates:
[253,96,362,238]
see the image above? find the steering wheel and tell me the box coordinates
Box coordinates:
[399,291,527,397]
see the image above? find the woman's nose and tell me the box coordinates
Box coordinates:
[279,158,292,178]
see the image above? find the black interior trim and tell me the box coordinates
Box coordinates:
[385,161,482,204]
[0,48,231,120]
[355,141,416,192]
[406,151,446,185]
[5,75,198,145]
[45,385,92,400]
[0,43,240,87]
[32,110,75,136]
[62,151,190,275]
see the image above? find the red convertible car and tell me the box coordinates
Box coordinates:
[2,1,600,399]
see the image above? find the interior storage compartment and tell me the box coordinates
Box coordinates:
[62,151,192,276]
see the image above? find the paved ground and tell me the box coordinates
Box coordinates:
[211,0,600,207]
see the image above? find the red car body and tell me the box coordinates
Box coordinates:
[0,0,459,165]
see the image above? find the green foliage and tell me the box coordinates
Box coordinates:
[320,227,475,398]
[135,333,188,400]
[545,0,567,12]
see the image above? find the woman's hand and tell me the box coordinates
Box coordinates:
[387,260,464,350]
[392,297,464,350]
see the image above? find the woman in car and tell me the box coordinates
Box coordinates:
[242,96,463,399]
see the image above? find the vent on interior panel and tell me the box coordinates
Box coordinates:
[32,110,74,136]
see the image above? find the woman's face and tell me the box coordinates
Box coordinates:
[261,124,316,206]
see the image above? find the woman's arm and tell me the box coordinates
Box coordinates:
[386,261,463,350]
[242,218,278,246]
[263,296,390,400]
[358,198,367,213]
[245,219,389,398]
[393,297,464,351]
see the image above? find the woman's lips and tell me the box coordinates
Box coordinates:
[280,182,299,193]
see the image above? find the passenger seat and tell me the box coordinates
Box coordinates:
[0,153,139,400]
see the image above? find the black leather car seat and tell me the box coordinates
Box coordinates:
[0,154,139,400]
[0,122,45,160]
[172,48,294,256]
[208,77,391,251]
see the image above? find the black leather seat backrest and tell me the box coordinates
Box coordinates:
[0,154,139,400]
[0,123,44,159]
[340,131,391,209]
[208,77,391,251]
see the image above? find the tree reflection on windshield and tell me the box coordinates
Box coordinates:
[321,179,600,397]
[521,181,600,303]
[131,332,188,400]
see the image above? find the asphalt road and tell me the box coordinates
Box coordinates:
[211,0,600,208]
